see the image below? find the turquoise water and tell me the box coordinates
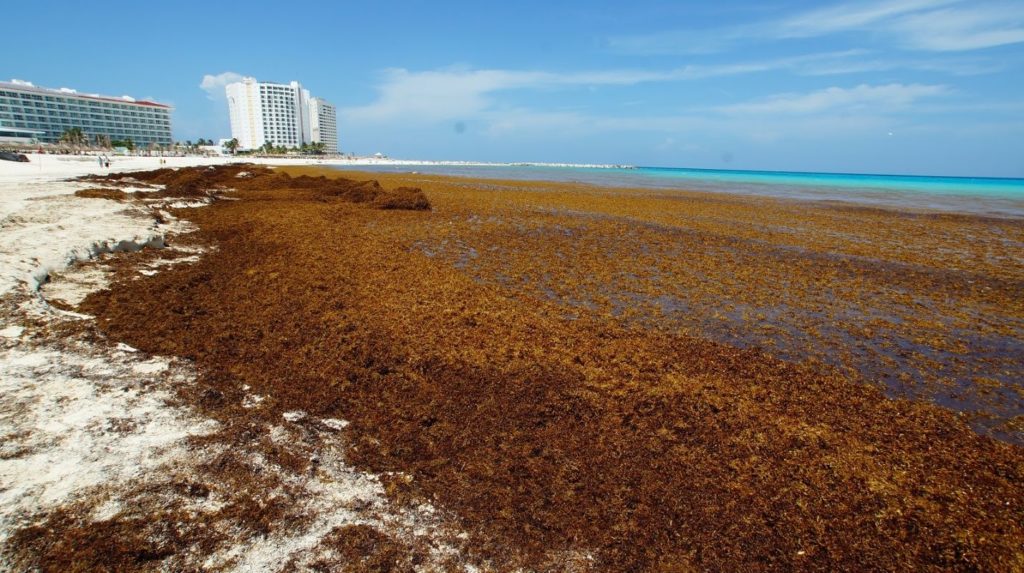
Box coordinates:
[328,164,1024,217]
[637,167,1024,197]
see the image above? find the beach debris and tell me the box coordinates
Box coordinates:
[0,151,29,162]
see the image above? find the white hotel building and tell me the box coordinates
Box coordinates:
[225,77,337,153]
[0,79,172,146]
[308,97,338,154]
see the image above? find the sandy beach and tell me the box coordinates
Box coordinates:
[1,158,1022,571]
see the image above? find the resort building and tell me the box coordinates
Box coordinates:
[0,126,45,145]
[225,77,338,152]
[308,97,338,153]
[0,79,172,147]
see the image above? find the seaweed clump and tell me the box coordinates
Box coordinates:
[6,506,219,572]
[80,163,431,211]
[74,188,129,200]
[375,187,432,211]
[303,525,418,573]
[251,172,431,210]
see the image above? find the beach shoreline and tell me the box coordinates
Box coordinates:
[1,158,1022,570]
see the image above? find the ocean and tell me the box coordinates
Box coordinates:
[329,164,1024,217]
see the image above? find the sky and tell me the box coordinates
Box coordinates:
[4,0,1024,176]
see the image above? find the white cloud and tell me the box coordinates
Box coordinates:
[341,70,958,147]
[341,54,875,124]
[605,0,958,54]
[199,71,244,100]
[778,0,959,37]
[608,0,1024,54]
[799,55,1005,76]
[478,108,900,144]
[341,66,680,124]
[786,0,1024,51]
[892,6,1024,51]
[717,83,948,115]
[342,68,536,123]
[341,66,716,136]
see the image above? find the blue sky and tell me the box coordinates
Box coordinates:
[5,0,1024,176]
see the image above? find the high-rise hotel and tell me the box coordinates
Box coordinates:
[0,79,172,146]
[308,97,338,155]
[225,77,337,153]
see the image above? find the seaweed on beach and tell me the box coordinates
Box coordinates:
[300,525,419,573]
[79,164,432,210]
[374,187,432,211]
[50,164,1024,571]
[74,188,129,200]
[6,504,221,572]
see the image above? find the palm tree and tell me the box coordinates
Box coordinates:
[60,127,86,147]
[224,138,240,155]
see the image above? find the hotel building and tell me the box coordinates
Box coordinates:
[0,79,172,147]
[225,77,337,152]
[308,97,338,153]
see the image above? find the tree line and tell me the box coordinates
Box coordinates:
[57,129,332,156]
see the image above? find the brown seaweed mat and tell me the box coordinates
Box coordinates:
[17,164,1023,571]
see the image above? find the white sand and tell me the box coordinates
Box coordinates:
[0,153,223,549]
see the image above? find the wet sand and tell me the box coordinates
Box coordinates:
[22,165,1022,571]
